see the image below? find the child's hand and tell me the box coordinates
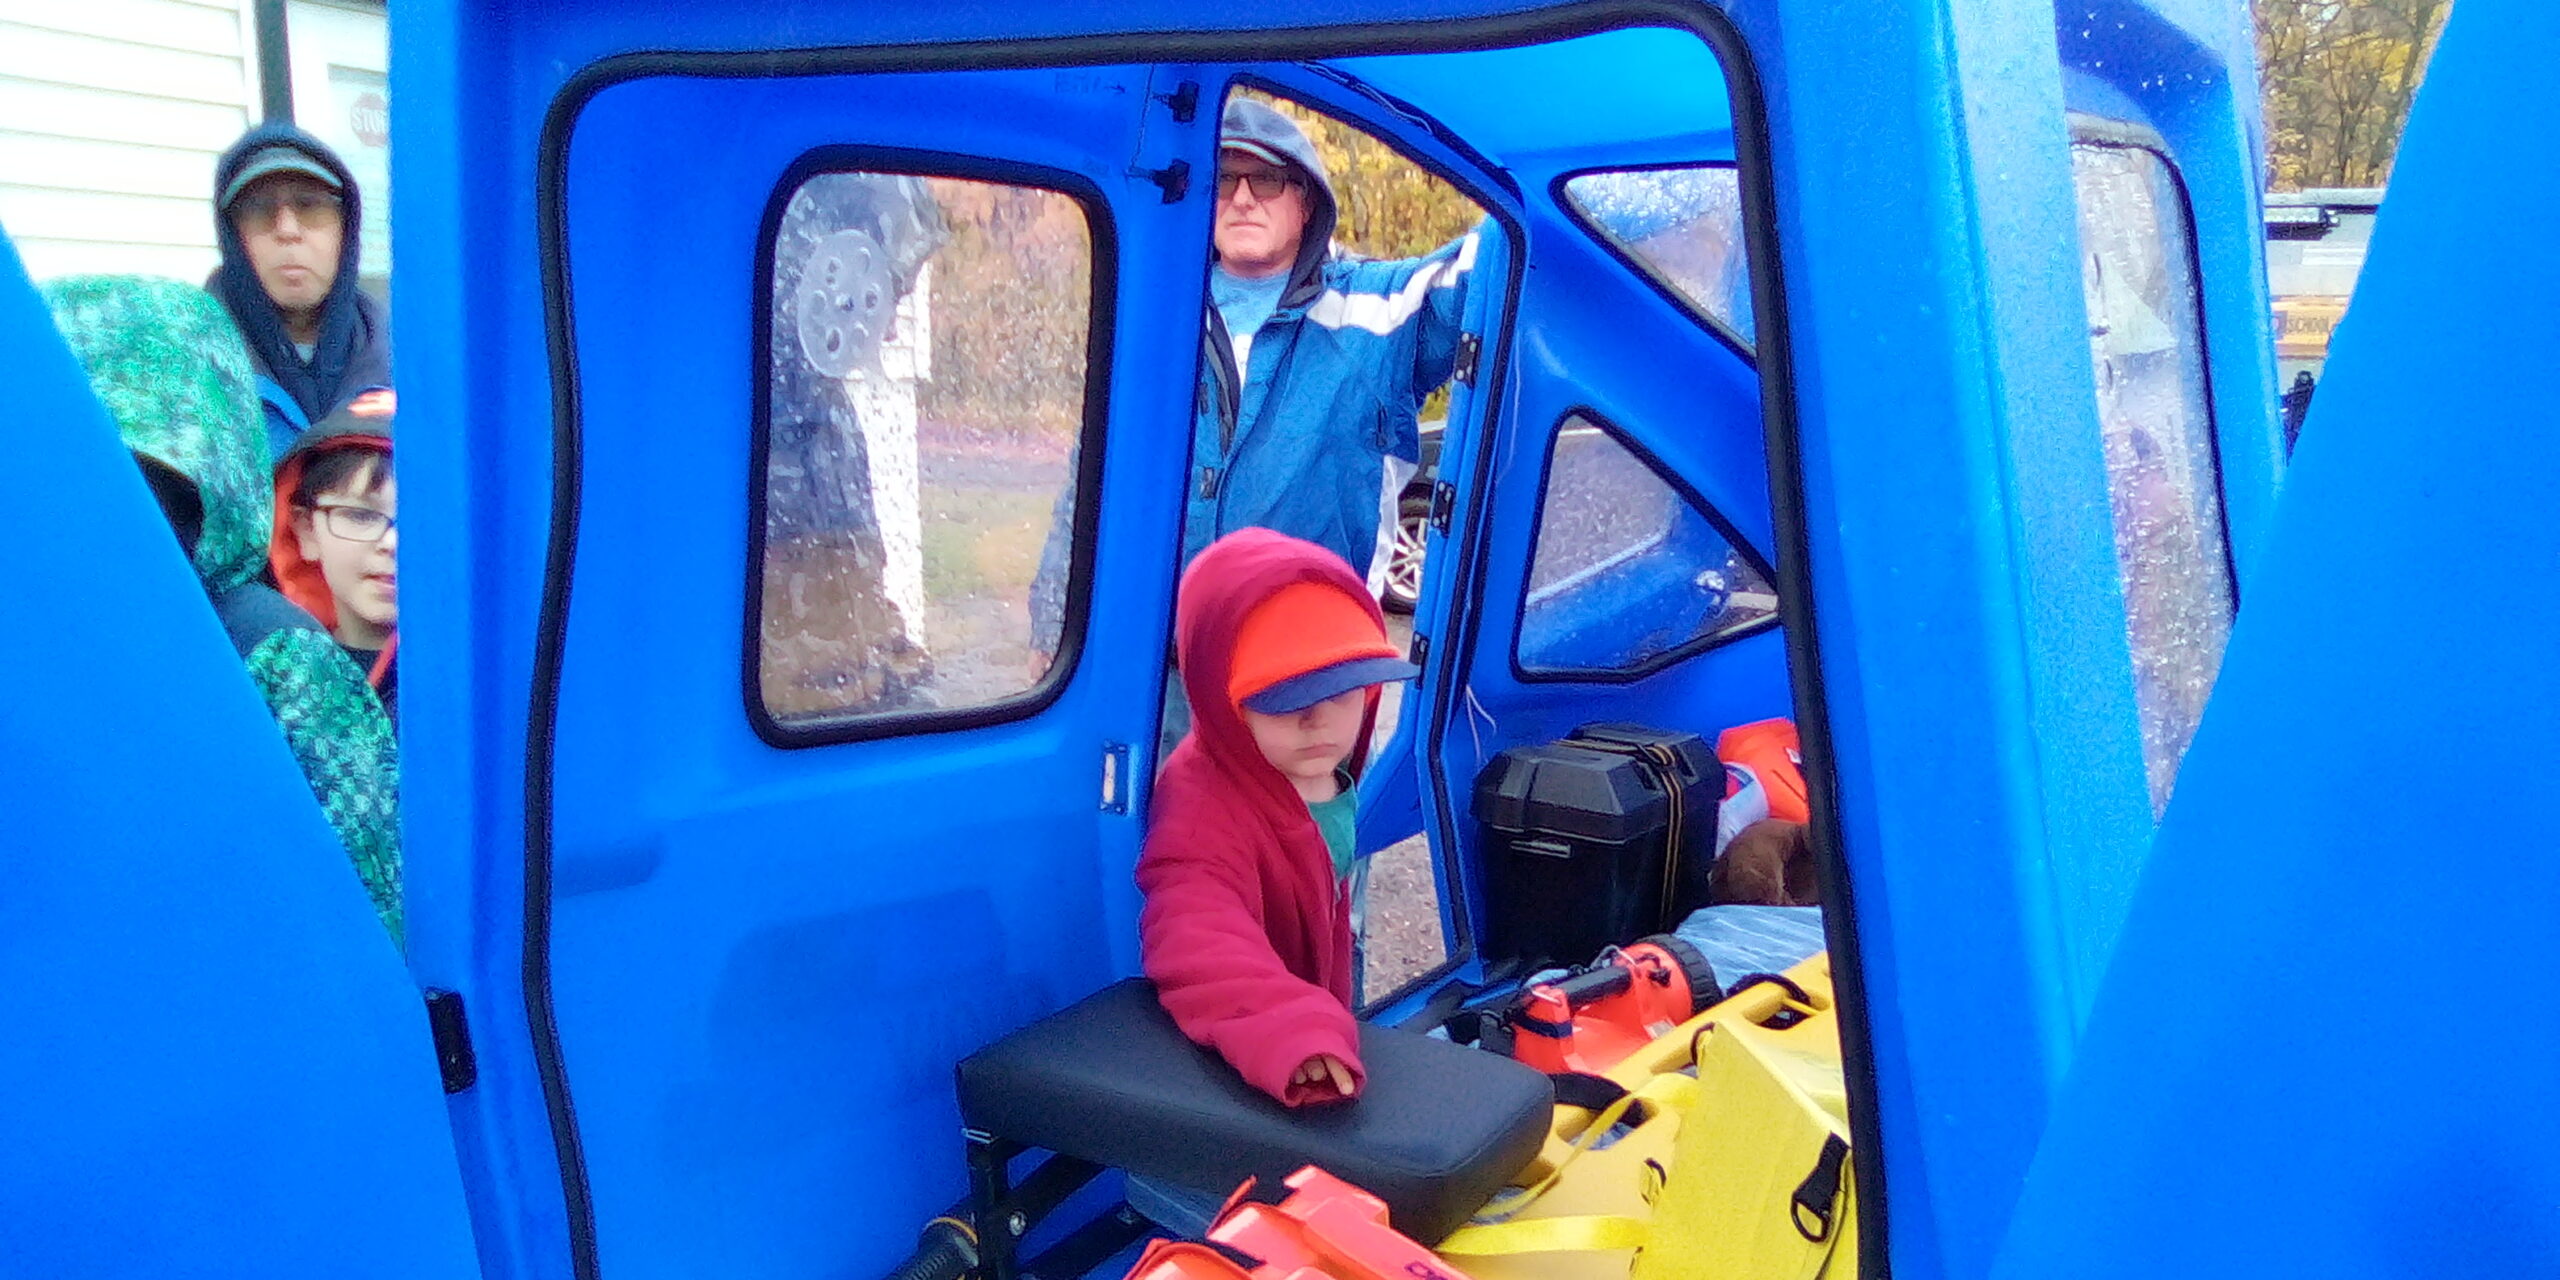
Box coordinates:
[1291,1053,1357,1099]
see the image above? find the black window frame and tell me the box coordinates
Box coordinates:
[744,145,1118,748]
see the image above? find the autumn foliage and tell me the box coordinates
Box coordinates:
[2257,0,2451,189]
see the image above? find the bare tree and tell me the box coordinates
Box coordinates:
[2258,0,2452,189]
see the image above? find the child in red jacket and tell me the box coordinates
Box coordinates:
[271,393,398,724]
[1138,529,1419,1107]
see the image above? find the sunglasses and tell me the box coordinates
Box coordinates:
[1216,169,1301,202]
[234,189,344,234]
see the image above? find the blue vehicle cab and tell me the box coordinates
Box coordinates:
[5,0,2557,1278]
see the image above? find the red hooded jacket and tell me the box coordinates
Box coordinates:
[270,399,395,688]
[1139,529,1381,1107]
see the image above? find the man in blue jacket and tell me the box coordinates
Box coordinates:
[1032,98,1477,668]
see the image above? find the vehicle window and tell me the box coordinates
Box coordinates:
[755,169,1094,732]
[1562,166,1753,352]
[2070,137,2235,814]
[1518,413,1776,674]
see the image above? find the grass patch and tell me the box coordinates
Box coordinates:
[921,484,1056,605]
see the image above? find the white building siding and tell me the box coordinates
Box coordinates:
[0,0,257,283]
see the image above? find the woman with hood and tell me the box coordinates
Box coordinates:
[209,123,394,461]
[44,275,404,947]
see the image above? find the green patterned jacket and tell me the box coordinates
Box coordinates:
[43,276,404,947]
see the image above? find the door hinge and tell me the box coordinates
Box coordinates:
[1452,332,1482,385]
[1155,80,1201,123]
[1429,481,1456,535]
[1408,632,1431,669]
[1131,159,1191,203]
[425,988,477,1094]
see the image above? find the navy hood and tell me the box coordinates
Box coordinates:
[212,123,388,424]
[1218,98,1339,307]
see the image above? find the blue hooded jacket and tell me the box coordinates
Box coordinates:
[1031,98,1477,650]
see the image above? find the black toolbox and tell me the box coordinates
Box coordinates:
[1471,723,1720,966]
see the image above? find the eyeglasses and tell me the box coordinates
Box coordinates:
[314,502,394,542]
[1216,169,1300,202]
[234,189,344,234]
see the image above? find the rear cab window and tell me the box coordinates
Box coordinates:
[753,166,1102,740]
[2069,124,2237,813]
[1518,411,1777,675]
[1563,165,1755,354]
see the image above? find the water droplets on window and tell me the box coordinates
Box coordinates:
[757,171,1094,730]
[1518,414,1776,673]
[1562,167,1754,351]
[2071,140,2235,814]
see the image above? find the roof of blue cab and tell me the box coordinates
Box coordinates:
[1329,25,1738,172]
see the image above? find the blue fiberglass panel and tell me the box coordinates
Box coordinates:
[541,64,1197,1279]
[0,242,480,1277]
[1990,3,2560,1273]
[2026,2,2291,1007]
[1332,24,1738,165]
[1722,0,2253,1270]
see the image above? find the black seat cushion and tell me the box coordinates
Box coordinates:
[957,978,1551,1244]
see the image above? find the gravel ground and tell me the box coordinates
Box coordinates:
[1360,616,1453,1006]
[1362,833,1447,1006]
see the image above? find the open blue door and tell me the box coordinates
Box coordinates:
[1992,4,2560,1272]
[1340,30,1796,990]
[531,63,1199,1278]
[0,244,479,1275]
[394,22,1217,1274]
[1704,0,2282,1271]
[1336,4,2281,1273]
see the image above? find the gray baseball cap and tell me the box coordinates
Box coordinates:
[220,146,341,209]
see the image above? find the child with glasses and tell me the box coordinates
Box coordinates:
[45,275,403,947]
[273,393,400,725]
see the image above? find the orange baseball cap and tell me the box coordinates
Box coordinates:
[1226,581,1419,714]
